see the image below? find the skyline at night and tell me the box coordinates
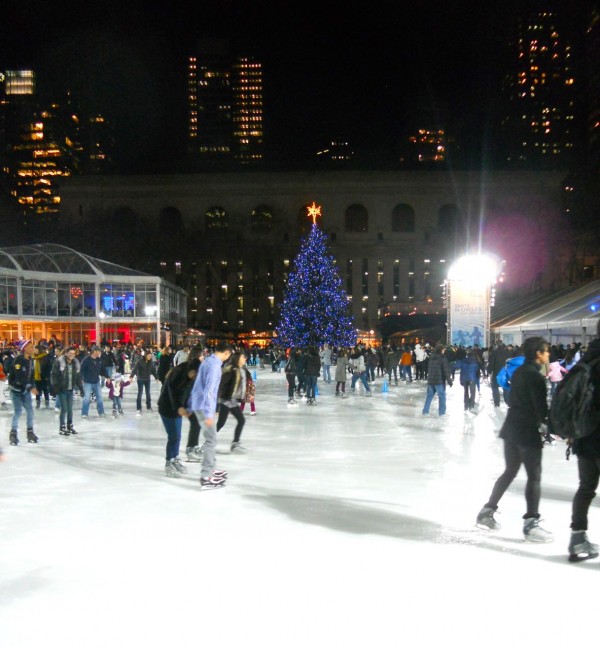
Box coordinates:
[0,1,595,172]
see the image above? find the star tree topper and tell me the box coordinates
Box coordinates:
[307,201,322,225]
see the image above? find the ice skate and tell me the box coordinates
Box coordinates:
[112,410,118,418]
[231,442,247,454]
[476,506,501,530]
[59,425,70,436]
[68,424,78,435]
[185,446,203,462]
[200,474,226,489]
[212,469,228,479]
[9,430,18,446]
[136,410,142,417]
[27,429,39,444]
[165,460,181,478]
[523,517,553,543]
[288,398,299,406]
[172,458,188,474]
[568,531,599,562]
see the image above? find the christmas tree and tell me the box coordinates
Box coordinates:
[276,203,356,348]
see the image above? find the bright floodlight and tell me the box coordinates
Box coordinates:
[144,305,157,316]
[448,254,499,285]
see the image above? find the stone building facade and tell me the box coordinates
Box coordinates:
[60,170,564,334]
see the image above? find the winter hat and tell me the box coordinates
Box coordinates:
[112,373,123,383]
[15,339,32,353]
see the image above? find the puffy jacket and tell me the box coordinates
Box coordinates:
[496,356,525,391]
[426,352,452,387]
[7,354,35,393]
[51,356,83,393]
[460,355,480,385]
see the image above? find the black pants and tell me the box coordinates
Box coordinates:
[186,412,201,448]
[491,372,501,406]
[463,382,476,409]
[35,379,50,404]
[572,455,600,531]
[485,440,542,519]
[216,404,245,443]
[286,372,296,398]
[136,379,151,410]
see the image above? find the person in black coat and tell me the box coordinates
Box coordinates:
[422,344,452,416]
[488,341,510,407]
[305,346,321,405]
[476,336,553,543]
[158,358,200,477]
[216,351,248,452]
[157,346,174,384]
[51,347,83,436]
[567,319,600,561]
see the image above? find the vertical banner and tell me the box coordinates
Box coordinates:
[448,281,488,348]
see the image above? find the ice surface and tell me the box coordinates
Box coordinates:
[0,371,597,649]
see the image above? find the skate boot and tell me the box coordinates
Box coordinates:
[165,460,181,478]
[200,474,226,490]
[112,409,118,418]
[172,458,188,474]
[231,442,247,454]
[185,446,203,462]
[67,424,78,435]
[212,469,228,479]
[523,517,554,543]
[9,430,19,446]
[476,506,501,530]
[59,425,70,436]
[287,398,298,406]
[568,531,599,562]
[27,428,39,444]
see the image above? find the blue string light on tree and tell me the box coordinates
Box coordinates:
[275,202,356,348]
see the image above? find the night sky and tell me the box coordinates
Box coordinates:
[0,0,591,172]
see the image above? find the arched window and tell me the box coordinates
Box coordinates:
[391,204,416,232]
[113,206,138,232]
[345,204,368,232]
[206,206,228,231]
[159,207,183,234]
[250,205,273,234]
[438,204,461,233]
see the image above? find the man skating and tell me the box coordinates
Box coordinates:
[190,341,232,489]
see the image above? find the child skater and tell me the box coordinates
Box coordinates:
[106,372,131,417]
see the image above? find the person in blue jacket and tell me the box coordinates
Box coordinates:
[460,349,481,412]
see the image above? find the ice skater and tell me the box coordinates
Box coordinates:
[7,340,39,445]
[216,351,248,453]
[476,337,554,542]
[190,341,232,489]
[158,358,200,478]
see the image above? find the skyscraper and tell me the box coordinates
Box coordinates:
[587,2,600,171]
[502,7,576,168]
[188,39,263,167]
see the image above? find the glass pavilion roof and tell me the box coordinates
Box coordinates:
[492,280,600,330]
[0,244,150,277]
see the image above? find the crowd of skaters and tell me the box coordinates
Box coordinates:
[1,329,600,559]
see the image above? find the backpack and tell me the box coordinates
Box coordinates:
[496,356,525,391]
[549,356,600,440]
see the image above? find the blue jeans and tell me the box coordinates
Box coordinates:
[58,390,74,427]
[422,384,446,415]
[351,371,371,392]
[136,379,151,410]
[11,390,34,431]
[322,364,331,382]
[161,415,182,461]
[112,395,122,412]
[306,375,317,399]
[401,365,412,382]
[82,382,105,416]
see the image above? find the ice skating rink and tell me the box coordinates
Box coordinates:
[1,370,597,649]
